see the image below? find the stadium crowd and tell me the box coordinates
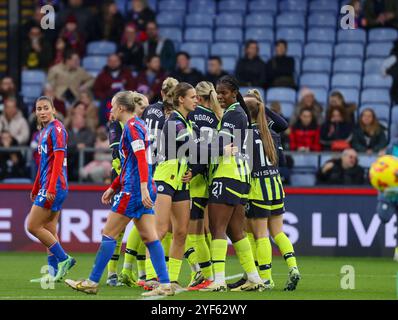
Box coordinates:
[1,0,398,185]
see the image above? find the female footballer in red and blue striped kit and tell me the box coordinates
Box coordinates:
[65,91,173,296]
[28,96,75,283]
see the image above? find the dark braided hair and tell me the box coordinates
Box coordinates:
[217,75,252,128]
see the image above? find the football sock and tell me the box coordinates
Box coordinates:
[162,232,173,266]
[145,240,170,284]
[89,235,116,283]
[233,237,262,283]
[48,242,68,262]
[211,239,227,284]
[145,257,157,280]
[274,232,297,269]
[122,226,141,274]
[195,234,213,280]
[247,232,258,266]
[107,231,124,276]
[184,234,200,273]
[256,237,273,281]
[47,253,58,276]
[168,257,183,283]
[205,232,212,249]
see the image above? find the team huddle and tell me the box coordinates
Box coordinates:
[27,75,301,297]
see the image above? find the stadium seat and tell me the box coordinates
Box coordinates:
[337,29,366,43]
[333,58,363,74]
[320,154,335,166]
[361,89,391,105]
[185,27,213,42]
[82,56,107,72]
[245,13,273,28]
[304,42,333,58]
[249,0,277,13]
[308,13,337,28]
[364,58,384,74]
[311,87,328,105]
[309,0,338,12]
[258,42,272,60]
[215,27,242,42]
[279,0,307,12]
[245,27,274,42]
[216,13,243,27]
[190,57,206,73]
[302,58,331,73]
[188,0,216,14]
[366,42,394,58]
[159,27,183,43]
[358,155,378,169]
[148,0,157,10]
[86,41,116,56]
[158,0,186,12]
[279,102,295,119]
[334,43,364,59]
[300,73,330,90]
[290,173,316,186]
[276,12,306,28]
[331,73,361,89]
[2,178,32,183]
[390,106,398,138]
[156,12,184,27]
[332,88,360,104]
[277,27,305,43]
[363,74,393,89]
[185,14,214,28]
[307,28,336,43]
[180,42,209,57]
[369,28,398,42]
[21,70,46,85]
[221,56,237,73]
[266,87,296,103]
[218,0,247,13]
[287,42,303,59]
[291,153,319,172]
[211,42,240,58]
[21,84,42,102]
[240,86,265,98]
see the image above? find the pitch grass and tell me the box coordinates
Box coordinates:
[0,253,397,300]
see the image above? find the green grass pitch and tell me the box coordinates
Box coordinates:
[0,252,397,300]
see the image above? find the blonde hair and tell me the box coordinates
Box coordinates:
[112,90,147,113]
[195,81,223,120]
[161,77,179,111]
[246,88,264,104]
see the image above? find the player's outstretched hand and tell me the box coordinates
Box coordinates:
[46,192,55,202]
[141,184,153,209]
[223,143,238,156]
[102,188,115,205]
[182,170,192,183]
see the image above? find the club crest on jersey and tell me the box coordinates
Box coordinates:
[56,126,62,133]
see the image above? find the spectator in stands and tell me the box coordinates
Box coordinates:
[0,98,30,145]
[364,0,398,28]
[351,108,388,154]
[136,55,166,102]
[382,40,398,104]
[58,15,85,57]
[22,6,56,43]
[327,91,356,124]
[235,40,267,87]
[93,53,137,124]
[56,0,92,38]
[22,26,53,70]
[204,56,229,86]
[88,0,125,44]
[126,0,156,40]
[171,51,203,86]
[265,39,296,89]
[48,51,94,104]
[51,37,71,67]
[0,131,27,181]
[66,105,96,181]
[43,83,66,117]
[270,101,289,149]
[143,21,176,72]
[317,148,365,185]
[0,77,27,117]
[320,105,353,151]
[350,0,367,28]
[78,91,100,132]
[118,23,144,72]
[291,87,323,126]
[289,108,321,152]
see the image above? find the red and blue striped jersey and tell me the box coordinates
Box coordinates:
[37,119,68,191]
[119,116,156,194]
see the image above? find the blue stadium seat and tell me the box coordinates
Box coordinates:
[221,56,237,73]
[185,14,214,28]
[291,153,319,172]
[180,42,209,57]
[148,0,157,10]
[304,42,333,58]
[364,58,384,74]
[358,155,379,169]
[211,42,240,58]
[332,88,360,104]
[188,0,216,14]
[331,73,361,89]
[245,27,274,42]
[320,154,335,166]
[280,102,295,119]
[158,0,186,11]
[259,42,272,60]
[359,104,390,125]
[334,43,364,58]
[249,0,277,13]
[86,41,116,56]
[333,58,363,73]
[294,56,301,78]
[363,74,393,89]
[361,89,391,105]
[290,173,316,186]
[215,27,242,42]
[185,27,213,42]
[390,106,398,138]
[245,13,273,28]
[302,58,331,73]
[21,70,46,84]
[2,178,32,183]
[156,12,184,27]
[309,0,338,12]
[369,28,398,42]
[337,29,367,43]
[276,12,306,28]
[190,57,206,73]
[308,13,337,28]
[277,27,305,43]
[82,56,107,72]
[266,87,296,103]
[216,13,243,27]
[366,42,394,58]
[307,28,335,43]
[300,73,329,90]
[279,0,307,12]
[160,27,183,43]
[311,88,328,105]
[21,84,42,102]
[218,0,247,13]
[240,87,265,99]
[287,42,303,59]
